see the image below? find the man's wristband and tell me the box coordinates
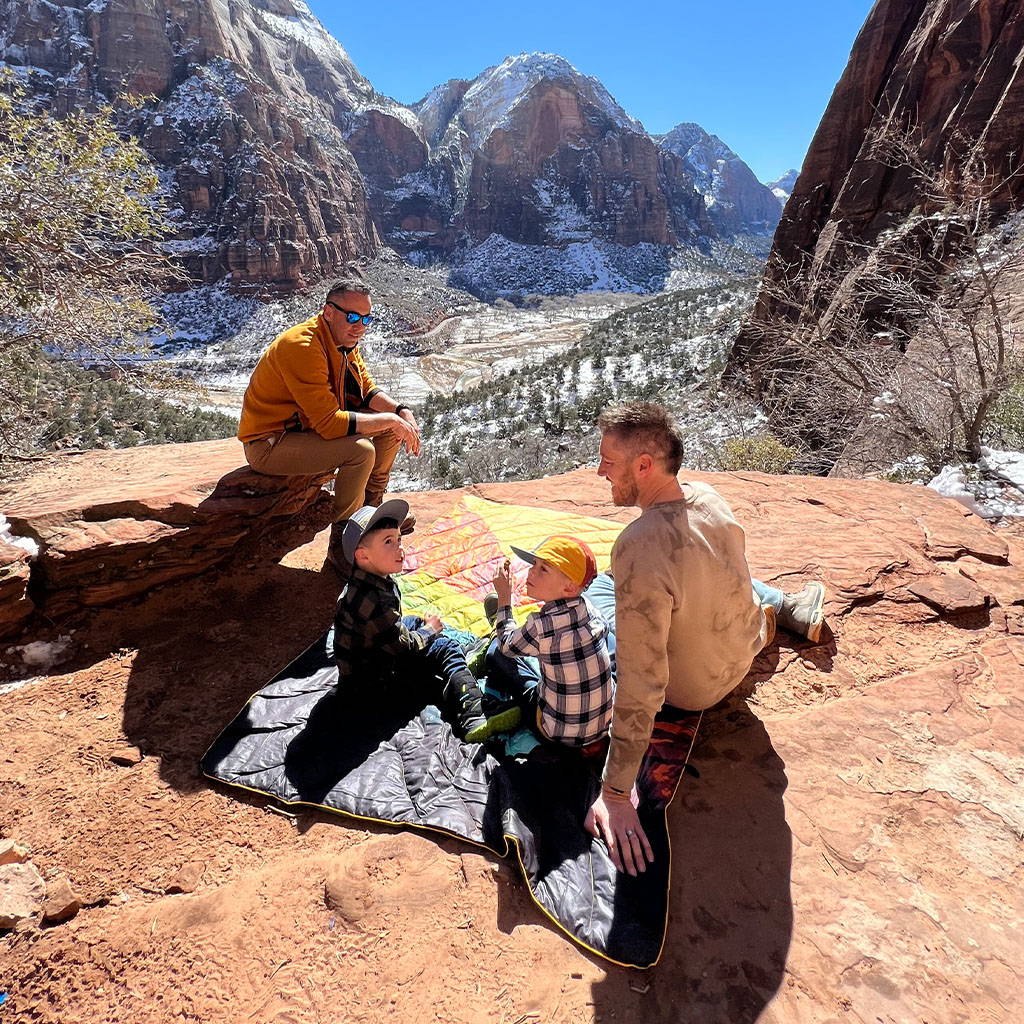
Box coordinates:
[395,404,411,416]
[602,782,630,802]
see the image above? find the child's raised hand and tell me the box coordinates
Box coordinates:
[492,558,513,604]
[424,614,444,633]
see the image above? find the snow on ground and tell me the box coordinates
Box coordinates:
[10,636,74,671]
[927,466,987,516]
[451,235,676,296]
[1,514,39,559]
[0,635,76,694]
[980,447,1024,495]
[927,449,1024,519]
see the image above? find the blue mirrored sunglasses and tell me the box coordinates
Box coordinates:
[326,300,373,325]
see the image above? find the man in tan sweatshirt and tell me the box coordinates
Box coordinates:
[238,276,420,570]
[585,403,825,875]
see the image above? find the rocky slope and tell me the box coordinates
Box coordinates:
[656,123,781,238]
[0,0,389,289]
[1,450,1022,1023]
[1,5,776,295]
[732,0,1024,370]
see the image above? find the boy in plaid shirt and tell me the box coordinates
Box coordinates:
[333,499,518,742]
[487,536,615,747]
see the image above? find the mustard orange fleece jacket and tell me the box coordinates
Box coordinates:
[237,314,380,442]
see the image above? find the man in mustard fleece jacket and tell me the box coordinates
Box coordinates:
[238,276,420,570]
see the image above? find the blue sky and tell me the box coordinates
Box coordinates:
[307,0,873,183]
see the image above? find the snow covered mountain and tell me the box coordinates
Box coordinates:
[0,1,782,296]
[0,0,386,289]
[655,124,781,238]
[353,53,714,261]
[768,169,800,205]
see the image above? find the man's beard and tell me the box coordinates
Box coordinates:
[611,474,639,507]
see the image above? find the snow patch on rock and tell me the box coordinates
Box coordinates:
[927,450,1024,520]
[456,53,644,147]
[0,515,39,560]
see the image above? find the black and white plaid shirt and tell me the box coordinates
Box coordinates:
[333,567,433,682]
[496,595,615,746]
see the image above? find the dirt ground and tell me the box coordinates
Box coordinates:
[3,479,1022,1024]
[0,499,690,1024]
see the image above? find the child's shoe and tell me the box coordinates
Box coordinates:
[464,705,522,743]
[465,634,492,678]
[444,669,521,742]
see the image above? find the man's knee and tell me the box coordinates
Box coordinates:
[333,437,376,475]
[351,437,376,466]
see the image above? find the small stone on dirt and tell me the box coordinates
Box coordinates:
[324,873,372,926]
[109,744,143,767]
[164,861,205,895]
[0,840,30,866]
[42,877,81,924]
[0,861,46,929]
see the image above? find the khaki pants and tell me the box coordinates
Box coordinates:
[244,430,402,521]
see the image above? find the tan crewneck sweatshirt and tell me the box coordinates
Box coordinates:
[603,482,767,794]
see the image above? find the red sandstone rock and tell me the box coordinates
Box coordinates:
[41,877,81,925]
[734,0,1024,374]
[905,573,992,615]
[0,0,381,290]
[2,439,331,621]
[0,861,45,930]
[1,461,1023,1018]
[164,861,205,895]
[0,840,30,866]
[0,540,34,640]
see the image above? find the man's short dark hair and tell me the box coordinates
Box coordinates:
[325,275,371,302]
[597,402,685,474]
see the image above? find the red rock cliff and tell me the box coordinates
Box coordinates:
[732,0,1024,368]
[0,0,384,291]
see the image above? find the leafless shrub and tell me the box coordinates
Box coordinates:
[747,125,1024,474]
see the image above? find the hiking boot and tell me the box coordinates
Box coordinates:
[483,591,499,627]
[777,582,826,643]
[325,519,353,578]
[465,633,493,678]
[443,668,520,741]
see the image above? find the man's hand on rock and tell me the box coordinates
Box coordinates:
[585,785,653,876]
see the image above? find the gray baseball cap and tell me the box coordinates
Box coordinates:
[341,499,410,562]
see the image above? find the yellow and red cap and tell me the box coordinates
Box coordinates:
[510,535,598,589]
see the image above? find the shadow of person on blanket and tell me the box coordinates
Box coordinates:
[588,699,793,1023]
[120,557,340,795]
[202,624,791,977]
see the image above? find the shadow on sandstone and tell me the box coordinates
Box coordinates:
[118,552,341,793]
[588,701,793,1023]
